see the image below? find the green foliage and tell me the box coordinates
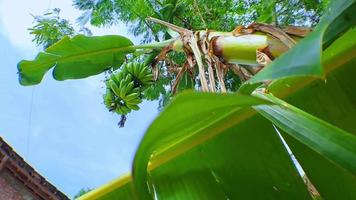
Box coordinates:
[73,0,328,41]
[29,8,75,48]
[143,76,170,101]
[18,35,134,85]
[74,0,161,41]
[74,188,93,199]
[247,0,329,26]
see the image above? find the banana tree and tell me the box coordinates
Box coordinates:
[18,19,310,126]
[17,0,356,199]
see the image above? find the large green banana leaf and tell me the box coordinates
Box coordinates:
[261,28,356,200]
[18,35,134,85]
[131,25,356,198]
[78,5,356,200]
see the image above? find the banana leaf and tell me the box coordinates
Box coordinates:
[18,35,134,85]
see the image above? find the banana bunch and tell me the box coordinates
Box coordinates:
[122,62,153,86]
[103,62,153,116]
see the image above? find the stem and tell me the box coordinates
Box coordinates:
[212,34,269,65]
[133,32,289,65]
[133,39,176,50]
[146,17,189,34]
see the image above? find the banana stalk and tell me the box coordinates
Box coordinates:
[131,19,306,93]
[135,31,297,66]
[170,32,293,65]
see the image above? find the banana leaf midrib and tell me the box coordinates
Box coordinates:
[78,174,132,200]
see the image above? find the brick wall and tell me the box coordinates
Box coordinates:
[0,169,39,200]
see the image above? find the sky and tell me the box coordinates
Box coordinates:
[0,0,159,197]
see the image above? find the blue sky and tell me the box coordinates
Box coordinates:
[0,0,158,197]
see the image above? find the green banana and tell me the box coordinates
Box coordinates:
[126,63,134,74]
[123,93,139,101]
[119,79,126,94]
[126,104,140,111]
[115,107,124,115]
[138,66,149,79]
[124,75,132,85]
[115,73,124,85]
[109,80,121,97]
[103,89,114,107]
[132,63,138,75]
[126,98,142,105]
[132,87,140,93]
[121,105,131,114]
[125,81,135,94]
[110,74,120,85]
[140,74,153,85]
[119,85,127,98]
[103,62,156,118]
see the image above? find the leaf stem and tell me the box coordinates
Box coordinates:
[132,39,176,50]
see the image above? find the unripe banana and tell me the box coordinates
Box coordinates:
[103,89,114,108]
[115,107,125,115]
[119,85,127,98]
[123,93,139,101]
[121,105,131,114]
[109,80,121,97]
[124,75,132,85]
[119,79,126,89]
[126,98,142,105]
[115,75,124,87]
[132,62,139,75]
[126,63,134,74]
[140,74,153,85]
[131,87,140,93]
[104,62,155,119]
[125,81,135,94]
[110,74,120,85]
[126,103,140,111]
[138,66,149,79]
